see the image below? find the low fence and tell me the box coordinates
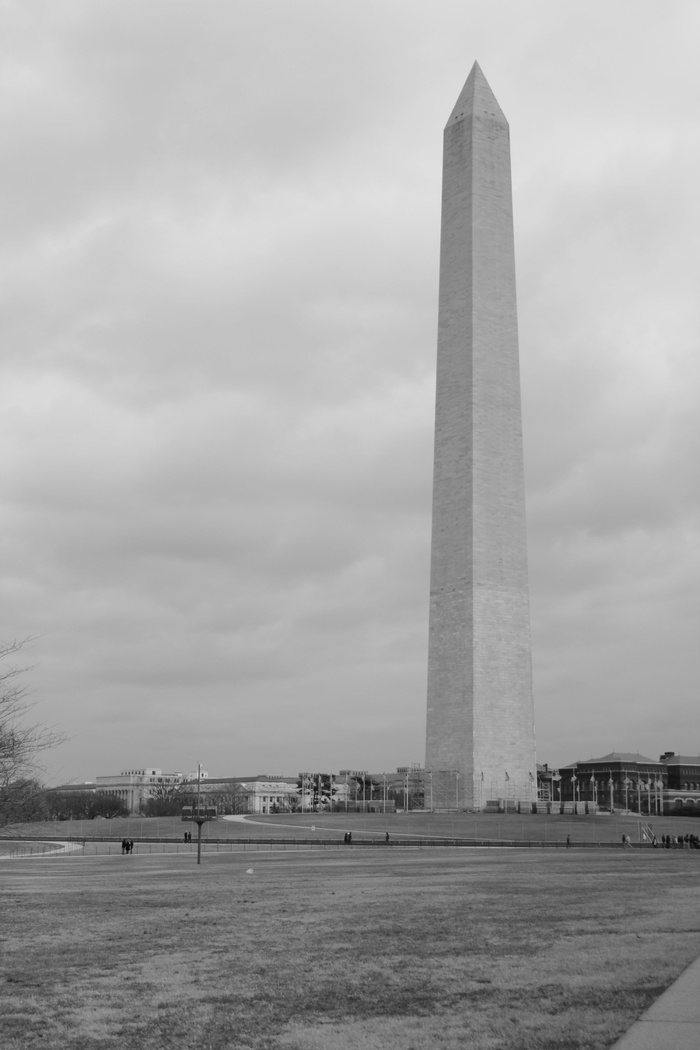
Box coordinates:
[0,841,68,858]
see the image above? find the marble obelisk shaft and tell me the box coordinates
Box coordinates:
[425,63,536,808]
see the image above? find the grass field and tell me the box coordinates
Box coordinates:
[4,808,700,847]
[3,825,700,1050]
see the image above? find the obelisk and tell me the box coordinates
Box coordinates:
[425,63,536,810]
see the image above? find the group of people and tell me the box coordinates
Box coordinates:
[620,833,699,849]
[183,831,193,843]
[342,831,391,844]
[120,839,134,854]
[658,833,700,849]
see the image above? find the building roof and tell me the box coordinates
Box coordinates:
[573,752,663,766]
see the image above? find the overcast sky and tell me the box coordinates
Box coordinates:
[2,1,698,785]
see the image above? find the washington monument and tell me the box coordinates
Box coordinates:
[425,63,536,809]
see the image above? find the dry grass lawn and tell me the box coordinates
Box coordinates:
[2,845,700,1049]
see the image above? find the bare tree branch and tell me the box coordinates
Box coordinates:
[1,638,65,824]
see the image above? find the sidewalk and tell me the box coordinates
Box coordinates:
[610,955,700,1049]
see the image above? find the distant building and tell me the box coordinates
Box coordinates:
[227,775,298,815]
[553,753,666,814]
[48,767,202,815]
[660,753,700,813]
[538,751,700,817]
[94,768,188,813]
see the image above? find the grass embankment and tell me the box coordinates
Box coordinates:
[2,847,700,1049]
[4,809,700,846]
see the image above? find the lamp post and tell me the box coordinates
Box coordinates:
[180,763,217,866]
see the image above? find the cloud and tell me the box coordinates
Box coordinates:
[1,1,699,782]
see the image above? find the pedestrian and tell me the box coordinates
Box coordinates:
[348,831,352,844]
[566,834,571,848]
[385,832,390,844]
[121,838,126,855]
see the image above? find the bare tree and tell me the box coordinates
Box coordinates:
[205,783,250,815]
[142,779,185,817]
[0,639,64,825]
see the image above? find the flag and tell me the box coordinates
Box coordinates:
[528,772,534,782]
[480,771,484,782]
[505,772,510,781]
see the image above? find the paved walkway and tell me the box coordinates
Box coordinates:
[611,955,700,1048]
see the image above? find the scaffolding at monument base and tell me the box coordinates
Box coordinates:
[422,771,537,812]
[424,770,460,811]
[398,765,426,811]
